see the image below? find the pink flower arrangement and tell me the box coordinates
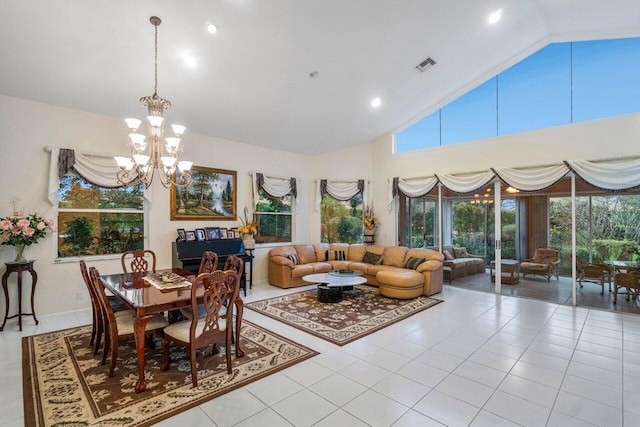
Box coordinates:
[0,212,56,247]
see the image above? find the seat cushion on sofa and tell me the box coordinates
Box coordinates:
[446,258,474,267]
[295,245,317,264]
[520,261,547,271]
[328,260,350,270]
[377,269,424,299]
[291,264,314,278]
[383,246,409,267]
[311,262,332,273]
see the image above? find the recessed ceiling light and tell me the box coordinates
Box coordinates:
[309,71,319,79]
[487,9,503,25]
[205,21,218,34]
[371,97,382,108]
[184,55,197,68]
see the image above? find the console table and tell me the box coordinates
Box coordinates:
[1,260,39,331]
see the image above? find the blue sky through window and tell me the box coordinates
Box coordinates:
[396,37,640,153]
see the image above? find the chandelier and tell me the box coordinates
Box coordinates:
[115,16,193,189]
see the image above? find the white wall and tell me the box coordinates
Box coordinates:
[2,92,639,318]
[0,95,316,317]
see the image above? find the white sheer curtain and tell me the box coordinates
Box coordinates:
[252,173,299,213]
[568,159,640,190]
[387,176,438,210]
[315,179,367,211]
[435,170,496,193]
[48,147,150,205]
[493,164,569,191]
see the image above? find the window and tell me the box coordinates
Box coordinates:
[320,194,363,244]
[57,175,144,258]
[400,196,439,248]
[395,36,640,153]
[254,189,292,243]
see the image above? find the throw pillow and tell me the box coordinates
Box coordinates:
[286,254,299,265]
[453,247,469,258]
[326,250,347,261]
[404,257,425,270]
[362,251,382,265]
[443,250,454,260]
[376,255,384,265]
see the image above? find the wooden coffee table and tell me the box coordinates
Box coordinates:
[303,271,367,303]
[490,259,520,285]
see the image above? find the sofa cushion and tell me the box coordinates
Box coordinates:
[404,257,425,270]
[313,243,330,262]
[362,251,382,265]
[295,245,317,264]
[383,246,409,267]
[291,264,314,278]
[453,247,469,258]
[287,254,299,265]
[443,250,454,260]
[326,249,347,261]
[348,244,366,262]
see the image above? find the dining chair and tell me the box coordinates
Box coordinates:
[180,251,220,320]
[613,272,640,304]
[161,270,240,387]
[79,260,128,355]
[88,266,168,377]
[121,249,157,276]
[224,255,245,297]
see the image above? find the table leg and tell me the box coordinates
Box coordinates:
[28,269,39,325]
[0,272,9,331]
[17,270,22,331]
[234,299,244,358]
[133,314,152,393]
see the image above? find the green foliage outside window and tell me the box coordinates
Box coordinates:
[57,175,144,258]
[320,195,363,244]
[254,190,292,243]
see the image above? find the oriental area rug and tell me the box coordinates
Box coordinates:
[246,285,442,346]
[22,321,318,427]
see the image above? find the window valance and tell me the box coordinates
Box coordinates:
[48,147,150,205]
[389,157,640,208]
[252,172,299,213]
[315,179,367,211]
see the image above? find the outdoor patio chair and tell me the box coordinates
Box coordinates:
[521,248,560,282]
[613,272,640,304]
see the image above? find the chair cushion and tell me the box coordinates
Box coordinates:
[116,312,168,336]
[164,317,228,343]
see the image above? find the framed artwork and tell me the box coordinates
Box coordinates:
[195,228,206,241]
[219,228,227,239]
[204,227,221,240]
[231,227,240,238]
[176,228,186,241]
[170,166,237,221]
[185,230,197,241]
[226,229,235,239]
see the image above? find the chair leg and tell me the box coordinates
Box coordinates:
[190,347,198,388]
[161,338,171,371]
[94,320,104,355]
[226,330,233,374]
[108,336,118,378]
[101,329,110,365]
[90,307,97,346]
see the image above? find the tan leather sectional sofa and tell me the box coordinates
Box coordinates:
[268,243,444,299]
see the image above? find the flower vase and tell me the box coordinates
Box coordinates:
[242,235,255,250]
[14,244,26,262]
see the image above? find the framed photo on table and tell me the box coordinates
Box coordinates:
[226,229,235,239]
[176,228,186,241]
[185,230,197,241]
[204,227,221,240]
[195,228,206,241]
[219,228,227,239]
[170,166,237,221]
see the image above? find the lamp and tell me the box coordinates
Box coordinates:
[115,16,193,189]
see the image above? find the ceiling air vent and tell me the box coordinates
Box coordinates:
[416,57,436,72]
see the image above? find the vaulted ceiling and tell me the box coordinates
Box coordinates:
[1,1,639,155]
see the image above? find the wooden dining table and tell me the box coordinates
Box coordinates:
[100,268,244,393]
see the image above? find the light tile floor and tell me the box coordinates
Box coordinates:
[2,283,640,426]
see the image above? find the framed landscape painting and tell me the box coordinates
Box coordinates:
[170,166,237,221]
